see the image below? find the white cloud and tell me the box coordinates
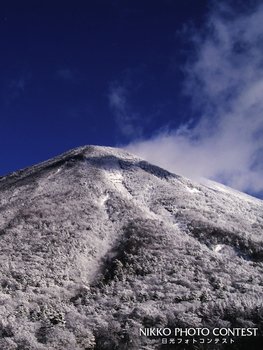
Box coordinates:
[125,3,263,195]
[108,84,142,137]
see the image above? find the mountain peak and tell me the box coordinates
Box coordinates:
[0,145,139,177]
[0,145,175,192]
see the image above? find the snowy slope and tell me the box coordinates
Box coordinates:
[0,145,262,350]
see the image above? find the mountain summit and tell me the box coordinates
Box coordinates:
[0,145,262,350]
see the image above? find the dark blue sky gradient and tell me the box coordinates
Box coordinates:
[0,0,209,175]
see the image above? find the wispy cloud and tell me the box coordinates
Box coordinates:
[5,73,31,105]
[9,78,26,92]
[56,68,75,81]
[126,2,263,195]
[108,83,142,138]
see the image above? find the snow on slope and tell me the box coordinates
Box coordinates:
[0,145,262,350]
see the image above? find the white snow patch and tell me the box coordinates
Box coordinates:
[186,187,200,194]
[212,244,239,258]
[214,244,225,253]
[102,160,132,199]
[46,167,62,179]
[99,193,110,206]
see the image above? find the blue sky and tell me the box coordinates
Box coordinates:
[1,1,263,199]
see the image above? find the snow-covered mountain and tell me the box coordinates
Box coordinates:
[0,145,262,350]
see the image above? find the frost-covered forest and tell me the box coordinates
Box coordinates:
[0,146,262,349]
